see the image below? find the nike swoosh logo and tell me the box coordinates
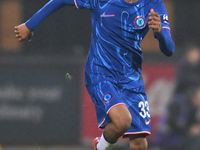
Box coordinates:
[101,12,115,18]
[145,119,151,125]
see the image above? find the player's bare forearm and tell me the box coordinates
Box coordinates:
[148,9,161,33]
[14,23,33,42]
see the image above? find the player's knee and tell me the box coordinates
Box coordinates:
[113,113,132,135]
[129,138,148,150]
[109,105,132,135]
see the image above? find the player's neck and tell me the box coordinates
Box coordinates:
[124,0,139,3]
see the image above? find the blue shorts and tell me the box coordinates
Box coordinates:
[86,81,151,136]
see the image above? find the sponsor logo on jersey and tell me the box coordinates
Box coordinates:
[134,16,146,28]
[102,92,113,103]
[162,15,169,24]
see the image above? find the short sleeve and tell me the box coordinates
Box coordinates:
[74,0,97,9]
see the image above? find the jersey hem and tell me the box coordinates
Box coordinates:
[106,103,127,114]
[123,131,151,138]
[98,103,127,129]
[74,0,79,9]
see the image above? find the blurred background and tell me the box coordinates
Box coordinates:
[1,0,200,150]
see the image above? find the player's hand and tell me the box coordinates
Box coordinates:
[148,9,161,33]
[14,23,34,42]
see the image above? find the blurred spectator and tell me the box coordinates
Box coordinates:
[168,87,200,150]
[167,45,200,150]
[175,45,200,94]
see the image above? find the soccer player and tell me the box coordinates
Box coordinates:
[14,0,175,149]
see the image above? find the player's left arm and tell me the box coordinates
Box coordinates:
[148,8,175,57]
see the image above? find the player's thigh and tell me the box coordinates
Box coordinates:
[86,81,129,129]
[128,134,148,150]
[108,104,132,129]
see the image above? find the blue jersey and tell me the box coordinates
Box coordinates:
[74,0,174,88]
[25,0,175,90]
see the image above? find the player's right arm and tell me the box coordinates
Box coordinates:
[15,24,33,42]
[14,0,74,42]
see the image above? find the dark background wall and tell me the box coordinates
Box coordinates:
[0,56,83,145]
[173,1,200,47]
